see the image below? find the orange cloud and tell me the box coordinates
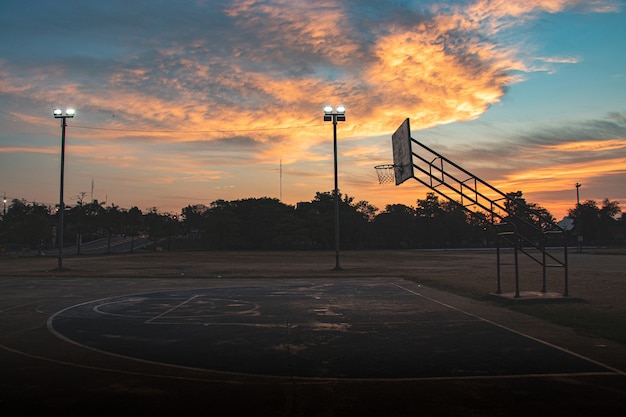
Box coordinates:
[467,0,573,21]
[0,146,56,154]
[225,0,361,63]
[487,157,626,216]
[465,0,618,33]
[2,0,621,215]
[0,0,540,160]
[364,28,520,131]
[543,139,626,152]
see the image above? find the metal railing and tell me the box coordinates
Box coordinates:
[409,137,569,297]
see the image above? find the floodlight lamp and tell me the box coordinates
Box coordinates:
[53,108,75,118]
[323,105,333,114]
[336,105,346,114]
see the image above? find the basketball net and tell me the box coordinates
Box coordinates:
[374,164,396,185]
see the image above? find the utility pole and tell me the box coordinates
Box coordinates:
[575,183,582,253]
[53,108,75,270]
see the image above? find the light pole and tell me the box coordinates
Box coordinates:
[323,105,345,270]
[53,108,75,270]
[575,182,582,253]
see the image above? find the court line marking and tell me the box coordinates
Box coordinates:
[0,342,272,385]
[92,296,260,320]
[140,319,479,326]
[35,282,625,381]
[0,342,617,384]
[393,283,626,377]
[144,294,200,323]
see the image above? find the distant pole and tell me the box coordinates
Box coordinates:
[323,105,346,271]
[575,182,582,253]
[53,108,75,270]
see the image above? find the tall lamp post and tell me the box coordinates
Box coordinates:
[53,108,75,270]
[323,105,345,270]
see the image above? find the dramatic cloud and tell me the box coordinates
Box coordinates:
[0,0,623,217]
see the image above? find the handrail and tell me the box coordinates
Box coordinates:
[408,136,569,297]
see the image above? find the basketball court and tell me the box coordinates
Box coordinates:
[2,275,626,415]
[48,280,612,379]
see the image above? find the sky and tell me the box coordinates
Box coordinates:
[1,0,625,220]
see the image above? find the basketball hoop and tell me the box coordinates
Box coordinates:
[374,164,396,185]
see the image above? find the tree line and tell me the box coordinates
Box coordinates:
[1,190,624,253]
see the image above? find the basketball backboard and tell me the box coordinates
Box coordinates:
[391,118,414,185]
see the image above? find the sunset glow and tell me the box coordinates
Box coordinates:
[1,0,624,219]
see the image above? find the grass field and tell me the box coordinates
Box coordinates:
[2,248,625,344]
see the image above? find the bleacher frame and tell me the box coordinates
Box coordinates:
[406,136,569,298]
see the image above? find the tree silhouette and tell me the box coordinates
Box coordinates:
[2,191,623,253]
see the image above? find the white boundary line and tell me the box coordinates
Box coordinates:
[393,283,626,377]
[0,340,618,384]
[15,281,621,382]
[145,294,200,323]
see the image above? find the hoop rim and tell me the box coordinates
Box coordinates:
[374,164,397,185]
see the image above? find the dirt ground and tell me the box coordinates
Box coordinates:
[2,248,624,300]
[2,248,626,341]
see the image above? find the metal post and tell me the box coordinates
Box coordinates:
[323,105,345,271]
[576,183,582,253]
[53,108,74,270]
[496,232,501,294]
[563,232,569,296]
[58,117,67,270]
[332,116,340,271]
[514,234,520,298]
[541,221,547,293]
